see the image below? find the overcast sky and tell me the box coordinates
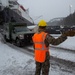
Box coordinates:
[18,0,75,22]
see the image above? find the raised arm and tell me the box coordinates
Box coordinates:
[45,30,75,45]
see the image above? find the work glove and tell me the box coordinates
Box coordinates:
[62,30,75,36]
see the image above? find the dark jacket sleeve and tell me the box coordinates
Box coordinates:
[44,34,67,46]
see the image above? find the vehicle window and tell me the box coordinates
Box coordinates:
[14,26,29,32]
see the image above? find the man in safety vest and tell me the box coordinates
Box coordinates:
[32,20,75,75]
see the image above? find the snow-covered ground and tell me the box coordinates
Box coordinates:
[0,34,75,75]
[50,35,75,63]
[0,39,35,75]
[53,36,75,50]
[51,34,75,51]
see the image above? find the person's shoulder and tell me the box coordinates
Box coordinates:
[45,32,53,38]
[33,32,39,36]
[45,32,50,36]
[45,33,50,38]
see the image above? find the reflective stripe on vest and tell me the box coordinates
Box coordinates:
[34,42,49,50]
[34,32,49,50]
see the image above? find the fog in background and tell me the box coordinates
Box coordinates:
[18,0,75,23]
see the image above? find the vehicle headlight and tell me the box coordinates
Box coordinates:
[19,35,24,39]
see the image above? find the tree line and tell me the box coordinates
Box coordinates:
[64,12,75,26]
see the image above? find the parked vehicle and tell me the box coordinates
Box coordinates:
[3,22,34,46]
[46,26,61,34]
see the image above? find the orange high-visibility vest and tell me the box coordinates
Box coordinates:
[32,32,49,63]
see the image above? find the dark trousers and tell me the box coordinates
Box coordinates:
[35,52,50,75]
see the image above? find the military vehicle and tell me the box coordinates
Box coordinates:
[3,22,34,46]
[0,0,35,46]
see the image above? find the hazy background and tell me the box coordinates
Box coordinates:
[18,0,75,23]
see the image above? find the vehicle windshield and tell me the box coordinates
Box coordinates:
[14,26,29,32]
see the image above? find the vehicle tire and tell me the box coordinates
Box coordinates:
[16,38,21,47]
[4,35,8,42]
